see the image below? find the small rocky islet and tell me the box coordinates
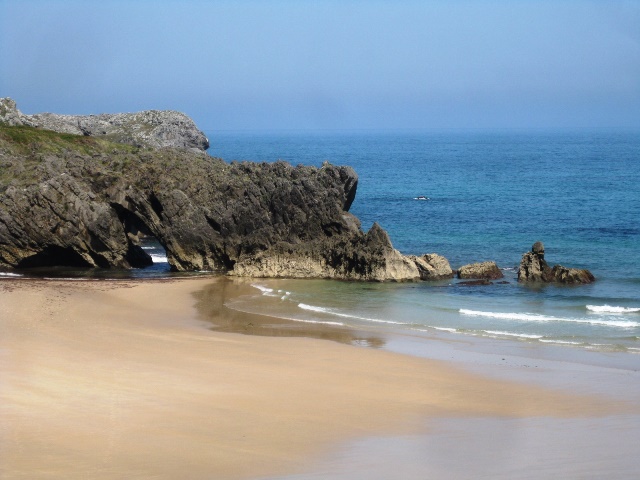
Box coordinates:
[0,98,594,284]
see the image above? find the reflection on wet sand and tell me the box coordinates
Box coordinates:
[193,278,386,348]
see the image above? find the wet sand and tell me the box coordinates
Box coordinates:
[0,277,635,479]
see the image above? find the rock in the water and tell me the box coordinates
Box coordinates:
[550,265,596,284]
[532,241,545,258]
[517,251,552,282]
[517,241,595,284]
[409,253,454,280]
[457,261,503,280]
[0,97,209,151]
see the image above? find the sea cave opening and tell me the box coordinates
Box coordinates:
[111,204,170,271]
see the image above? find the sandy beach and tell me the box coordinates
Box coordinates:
[0,277,637,479]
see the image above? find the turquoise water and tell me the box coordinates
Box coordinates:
[209,130,640,353]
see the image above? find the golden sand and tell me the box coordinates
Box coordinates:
[0,277,625,479]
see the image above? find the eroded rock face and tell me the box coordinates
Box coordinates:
[0,97,209,151]
[0,122,428,280]
[0,136,361,273]
[517,242,595,284]
[0,110,457,281]
[457,261,503,280]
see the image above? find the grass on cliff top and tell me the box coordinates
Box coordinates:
[0,124,139,156]
[0,124,143,190]
[0,124,221,191]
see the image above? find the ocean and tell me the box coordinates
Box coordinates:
[209,130,640,354]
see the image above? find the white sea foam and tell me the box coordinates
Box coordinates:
[586,305,640,314]
[539,339,583,345]
[142,246,155,250]
[224,300,345,326]
[289,318,344,327]
[431,326,458,333]
[252,284,274,294]
[298,303,326,313]
[461,309,561,322]
[298,303,405,325]
[483,330,543,339]
[150,254,168,263]
[459,309,639,328]
[0,272,23,277]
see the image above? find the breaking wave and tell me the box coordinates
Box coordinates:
[150,254,168,263]
[298,303,405,325]
[586,305,640,314]
[459,309,639,328]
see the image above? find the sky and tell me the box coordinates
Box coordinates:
[1,0,639,132]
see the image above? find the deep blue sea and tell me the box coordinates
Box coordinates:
[208,130,640,353]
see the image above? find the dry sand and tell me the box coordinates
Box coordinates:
[0,277,631,479]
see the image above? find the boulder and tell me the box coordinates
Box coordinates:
[550,265,596,284]
[409,253,454,280]
[517,242,595,284]
[457,261,503,280]
[0,97,209,151]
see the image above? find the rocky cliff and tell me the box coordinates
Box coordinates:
[0,116,435,280]
[0,97,209,151]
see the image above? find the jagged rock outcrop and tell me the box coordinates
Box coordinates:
[0,98,26,126]
[0,121,435,280]
[0,97,209,151]
[408,253,454,280]
[0,107,459,281]
[517,242,595,284]
[457,261,503,280]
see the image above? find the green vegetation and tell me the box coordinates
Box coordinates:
[0,124,139,156]
[0,124,219,192]
[0,125,140,190]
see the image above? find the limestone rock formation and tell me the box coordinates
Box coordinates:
[517,242,595,284]
[457,261,503,280]
[0,107,457,281]
[0,123,355,272]
[0,97,209,151]
[0,98,28,126]
[0,121,433,280]
[409,253,454,280]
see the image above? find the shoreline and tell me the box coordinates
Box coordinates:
[1,277,638,479]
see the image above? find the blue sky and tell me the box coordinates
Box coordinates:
[1,1,639,131]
